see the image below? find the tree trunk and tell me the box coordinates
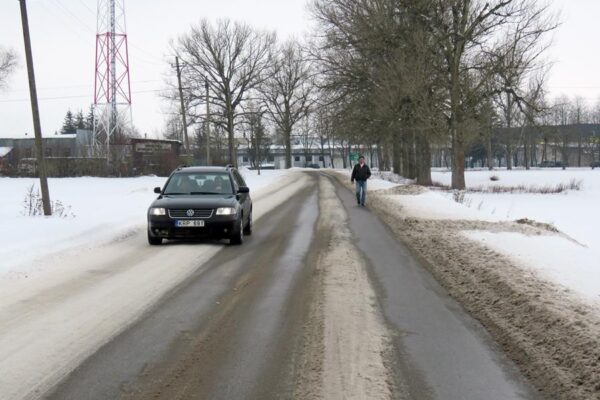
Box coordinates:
[408,129,417,179]
[401,131,410,178]
[392,130,401,175]
[284,127,292,169]
[254,135,261,176]
[578,133,582,167]
[487,128,493,170]
[524,130,530,170]
[376,140,384,171]
[320,136,326,168]
[327,133,335,168]
[542,137,547,162]
[347,143,352,169]
[392,129,402,175]
[416,134,432,186]
[450,119,466,189]
[227,109,236,167]
[340,140,348,169]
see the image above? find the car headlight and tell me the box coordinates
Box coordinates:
[149,207,166,216]
[216,207,236,215]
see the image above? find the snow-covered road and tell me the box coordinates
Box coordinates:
[0,169,303,400]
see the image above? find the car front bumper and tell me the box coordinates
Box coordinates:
[148,215,238,240]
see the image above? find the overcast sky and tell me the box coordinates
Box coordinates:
[0,0,598,138]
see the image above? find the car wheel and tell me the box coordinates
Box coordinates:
[148,231,163,246]
[244,210,253,236]
[230,218,244,245]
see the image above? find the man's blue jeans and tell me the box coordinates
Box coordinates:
[355,180,367,205]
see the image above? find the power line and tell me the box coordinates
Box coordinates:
[0,89,165,103]
[4,80,163,94]
[38,1,165,67]
[36,2,92,48]
[51,0,96,35]
[77,0,96,16]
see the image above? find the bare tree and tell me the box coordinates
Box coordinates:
[311,0,554,186]
[261,40,313,169]
[422,0,556,188]
[297,114,317,166]
[0,47,17,89]
[242,100,269,174]
[314,104,334,168]
[175,19,276,166]
[570,96,588,167]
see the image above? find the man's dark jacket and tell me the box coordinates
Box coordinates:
[351,163,372,181]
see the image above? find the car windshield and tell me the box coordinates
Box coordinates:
[164,172,234,195]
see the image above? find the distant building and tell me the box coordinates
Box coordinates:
[236,143,380,170]
[432,124,600,169]
[0,146,12,174]
[130,138,182,176]
[0,131,185,177]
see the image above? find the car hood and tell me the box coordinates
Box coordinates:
[150,195,237,209]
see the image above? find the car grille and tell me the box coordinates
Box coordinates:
[168,209,214,219]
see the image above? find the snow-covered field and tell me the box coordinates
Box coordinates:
[0,168,288,277]
[432,168,599,247]
[374,168,600,308]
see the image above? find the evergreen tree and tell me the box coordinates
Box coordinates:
[61,110,76,134]
[75,110,86,130]
[85,105,94,130]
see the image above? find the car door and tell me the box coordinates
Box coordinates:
[232,170,250,219]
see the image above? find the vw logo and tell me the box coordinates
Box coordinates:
[186,209,195,217]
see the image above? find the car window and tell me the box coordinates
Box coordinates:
[164,172,234,195]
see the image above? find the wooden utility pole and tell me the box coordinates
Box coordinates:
[19,0,51,216]
[175,57,189,152]
[205,76,210,165]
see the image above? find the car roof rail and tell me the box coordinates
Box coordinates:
[225,164,234,169]
[176,164,187,171]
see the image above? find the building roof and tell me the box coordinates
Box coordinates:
[131,138,182,144]
[0,134,77,140]
[0,147,12,158]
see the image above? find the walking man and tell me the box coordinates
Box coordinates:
[350,156,371,206]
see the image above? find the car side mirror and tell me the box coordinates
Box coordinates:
[238,186,250,194]
[154,187,162,194]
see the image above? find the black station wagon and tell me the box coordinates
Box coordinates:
[147,165,253,245]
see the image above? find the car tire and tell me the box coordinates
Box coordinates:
[244,211,253,236]
[230,218,244,245]
[148,232,163,246]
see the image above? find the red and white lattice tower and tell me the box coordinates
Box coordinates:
[93,0,132,160]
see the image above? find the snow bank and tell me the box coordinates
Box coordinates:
[363,168,600,307]
[387,190,502,221]
[464,231,600,305]
[431,169,600,307]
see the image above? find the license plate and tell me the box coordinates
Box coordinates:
[175,220,205,228]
